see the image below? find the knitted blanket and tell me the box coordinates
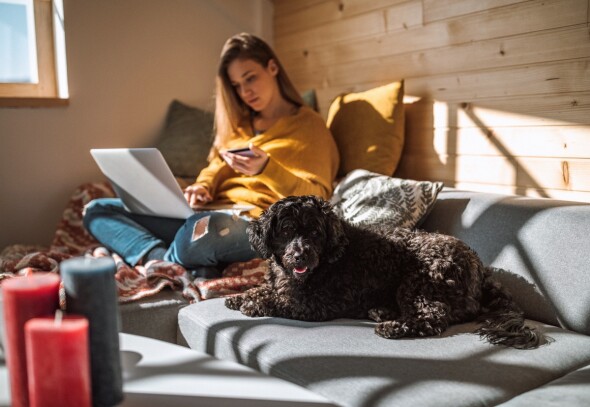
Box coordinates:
[0,182,267,303]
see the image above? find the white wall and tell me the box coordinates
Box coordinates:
[0,0,273,250]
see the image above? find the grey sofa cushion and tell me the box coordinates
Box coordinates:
[420,188,590,336]
[179,299,590,407]
[119,289,188,344]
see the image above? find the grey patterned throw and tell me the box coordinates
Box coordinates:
[331,169,444,229]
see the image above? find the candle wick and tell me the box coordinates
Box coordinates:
[55,309,63,326]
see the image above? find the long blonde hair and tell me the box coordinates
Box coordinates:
[211,33,303,158]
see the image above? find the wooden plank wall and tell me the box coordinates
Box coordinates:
[272,0,590,202]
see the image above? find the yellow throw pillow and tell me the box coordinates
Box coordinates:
[326,81,404,177]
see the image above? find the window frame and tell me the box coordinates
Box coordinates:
[0,0,68,107]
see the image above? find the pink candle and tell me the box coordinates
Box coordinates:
[1,273,61,407]
[25,313,92,407]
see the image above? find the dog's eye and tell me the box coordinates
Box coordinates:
[310,230,319,237]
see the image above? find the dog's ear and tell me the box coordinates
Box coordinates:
[247,210,274,259]
[320,198,348,263]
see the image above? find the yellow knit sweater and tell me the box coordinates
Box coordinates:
[195,106,340,217]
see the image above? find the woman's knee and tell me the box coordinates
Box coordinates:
[168,214,218,266]
[168,212,251,267]
[83,198,125,227]
[84,198,124,214]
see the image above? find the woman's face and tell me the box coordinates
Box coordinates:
[227,58,279,113]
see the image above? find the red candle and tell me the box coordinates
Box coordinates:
[1,273,60,407]
[25,313,92,407]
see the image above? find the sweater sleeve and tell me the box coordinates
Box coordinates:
[191,107,339,207]
[257,154,332,199]
[194,155,227,195]
[255,107,339,200]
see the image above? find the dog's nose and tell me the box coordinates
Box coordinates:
[292,246,307,262]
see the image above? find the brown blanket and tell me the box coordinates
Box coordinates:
[0,182,266,303]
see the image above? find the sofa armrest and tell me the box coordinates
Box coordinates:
[497,364,590,406]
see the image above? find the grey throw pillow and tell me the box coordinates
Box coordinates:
[301,89,319,112]
[154,100,214,179]
[331,169,444,229]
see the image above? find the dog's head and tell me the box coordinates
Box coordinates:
[248,195,348,280]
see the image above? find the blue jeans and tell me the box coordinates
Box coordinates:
[82,198,257,268]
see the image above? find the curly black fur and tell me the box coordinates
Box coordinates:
[225,195,541,349]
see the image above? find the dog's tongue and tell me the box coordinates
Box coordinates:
[294,267,308,274]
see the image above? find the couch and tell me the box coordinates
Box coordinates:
[3,89,589,405]
[116,186,590,407]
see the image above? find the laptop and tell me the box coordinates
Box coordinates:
[90,148,254,219]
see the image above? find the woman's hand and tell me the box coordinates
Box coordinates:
[221,143,269,176]
[183,183,213,207]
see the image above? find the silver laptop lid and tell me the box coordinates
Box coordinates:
[90,148,194,219]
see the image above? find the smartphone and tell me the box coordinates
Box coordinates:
[226,147,256,157]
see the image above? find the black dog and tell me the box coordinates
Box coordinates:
[225,195,540,349]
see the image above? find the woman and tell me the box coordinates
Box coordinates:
[83,33,340,275]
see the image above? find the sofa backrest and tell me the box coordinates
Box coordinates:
[420,188,590,336]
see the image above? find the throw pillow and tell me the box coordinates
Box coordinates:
[154,100,214,179]
[326,81,405,177]
[301,89,319,112]
[331,169,444,230]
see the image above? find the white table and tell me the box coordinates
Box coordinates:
[1,333,335,407]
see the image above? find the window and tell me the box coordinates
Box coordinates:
[0,0,68,107]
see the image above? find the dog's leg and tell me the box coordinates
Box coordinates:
[225,285,284,318]
[375,295,451,339]
[225,292,247,310]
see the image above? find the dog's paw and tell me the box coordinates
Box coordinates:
[368,307,397,322]
[239,300,267,317]
[376,319,446,339]
[225,295,244,310]
[375,320,410,339]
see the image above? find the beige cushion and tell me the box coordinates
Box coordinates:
[327,81,405,177]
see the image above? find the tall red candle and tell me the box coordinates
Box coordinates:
[1,273,60,407]
[25,314,92,407]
